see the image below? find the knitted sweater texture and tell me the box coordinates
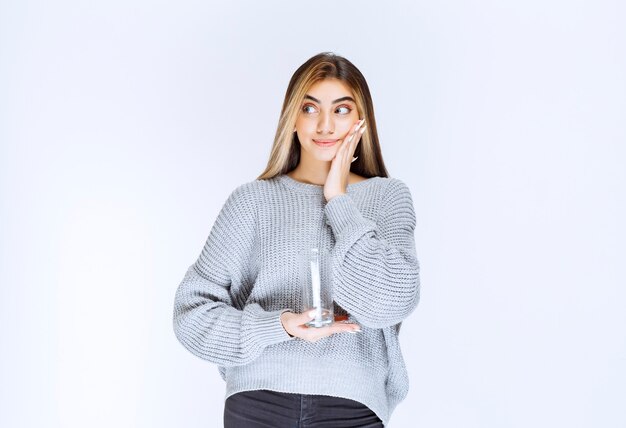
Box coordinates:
[172,173,421,426]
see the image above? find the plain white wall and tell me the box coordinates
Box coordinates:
[1,1,624,427]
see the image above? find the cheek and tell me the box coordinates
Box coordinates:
[339,123,355,137]
[295,117,315,133]
[341,114,360,133]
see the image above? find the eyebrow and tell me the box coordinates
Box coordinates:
[304,94,356,104]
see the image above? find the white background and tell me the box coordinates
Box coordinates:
[1,1,625,427]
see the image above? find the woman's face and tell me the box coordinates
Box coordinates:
[294,78,360,163]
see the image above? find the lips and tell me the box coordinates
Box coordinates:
[313,139,339,147]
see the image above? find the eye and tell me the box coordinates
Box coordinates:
[302,104,317,114]
[336,105,352,115]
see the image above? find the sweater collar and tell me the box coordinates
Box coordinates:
[276,173,378,195]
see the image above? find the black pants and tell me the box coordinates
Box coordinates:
[224,389,384,428]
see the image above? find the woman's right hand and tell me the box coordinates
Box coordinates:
[280,310,361,343]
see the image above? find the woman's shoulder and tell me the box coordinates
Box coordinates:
[220,179,263,213]
[224,175,284,205]
[362,175,412,195]
[382,176,411,191]
[370,176,414,211]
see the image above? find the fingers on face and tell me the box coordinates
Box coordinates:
[339,121,362,161]
[340,133,363,166]
[344,120,362,145]
[349,120,363,144]
[350,120,366,149]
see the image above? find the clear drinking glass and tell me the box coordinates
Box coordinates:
[299,247,334,327]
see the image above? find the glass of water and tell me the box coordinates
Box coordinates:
[298,247,334,328]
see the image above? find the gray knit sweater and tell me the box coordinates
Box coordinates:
[172,173,420,426]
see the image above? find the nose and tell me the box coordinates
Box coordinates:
[317,111,334,134]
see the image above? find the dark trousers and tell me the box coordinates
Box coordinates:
[224,389,384,428]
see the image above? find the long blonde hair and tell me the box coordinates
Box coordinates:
[257,52,389,180]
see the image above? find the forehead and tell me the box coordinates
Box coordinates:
[306,78,354,101]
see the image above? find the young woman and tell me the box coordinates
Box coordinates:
[173,52,421,427]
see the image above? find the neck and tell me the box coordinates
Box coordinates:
[288,158,332,186]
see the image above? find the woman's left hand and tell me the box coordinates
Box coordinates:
[323,118,367,202]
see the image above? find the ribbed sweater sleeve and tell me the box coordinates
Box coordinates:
[172,183,295,367]
[324,178,420,329]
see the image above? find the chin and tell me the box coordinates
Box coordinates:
[311,152,336,162]
[301,147,337,162]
